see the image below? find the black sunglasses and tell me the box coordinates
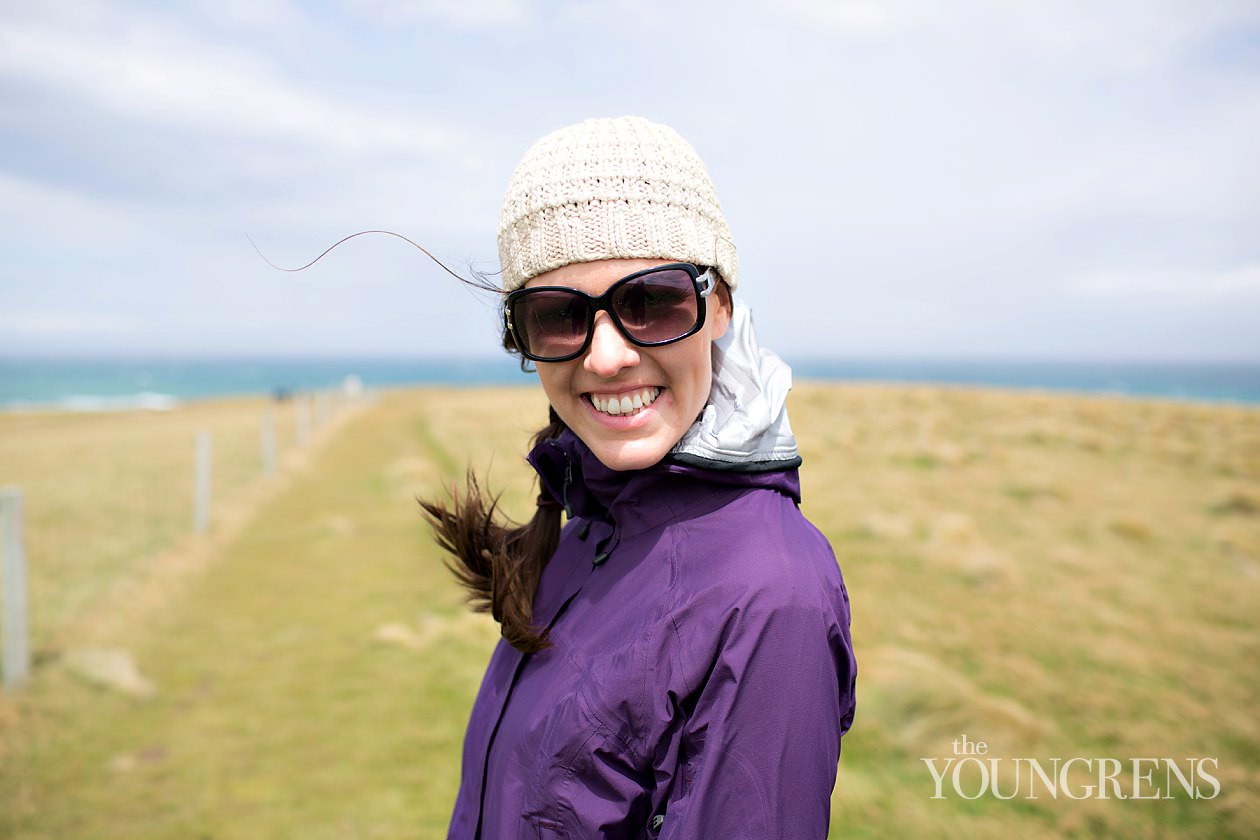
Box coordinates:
[505,263,715,363]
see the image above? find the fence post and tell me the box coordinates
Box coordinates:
[194,431,212,534]
[261,409,277,476]
[1,487,29,690]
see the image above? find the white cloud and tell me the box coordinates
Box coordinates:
[0,311,141,335]
[0,17,461,155]
[769,0,901,33]
[0,171,148,244]
[761,0,1260,70]
[1068,265,1260,299]
[191,0,307,31]
[988,0,1260,72]
[344,0,539,29]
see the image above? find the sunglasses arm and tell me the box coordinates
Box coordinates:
[696,269,716,298]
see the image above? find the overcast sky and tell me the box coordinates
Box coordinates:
[1,0,1257,362]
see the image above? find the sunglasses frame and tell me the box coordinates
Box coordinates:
[505,262,715,363]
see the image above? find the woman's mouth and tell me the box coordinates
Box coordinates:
[586,387,662,417]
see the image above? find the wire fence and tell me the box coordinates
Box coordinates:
[0,386,365,689]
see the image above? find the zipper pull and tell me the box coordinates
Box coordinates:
[592,523,618,567]
[561,456,574,519]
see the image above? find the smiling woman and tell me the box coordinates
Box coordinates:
[420,116,856,839]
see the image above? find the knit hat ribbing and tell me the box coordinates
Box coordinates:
[496,116,738,292]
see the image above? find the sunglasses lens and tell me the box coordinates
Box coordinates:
[513,291,589,360]
[612,268,699,344]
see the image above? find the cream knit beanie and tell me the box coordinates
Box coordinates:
[497,116,738,292]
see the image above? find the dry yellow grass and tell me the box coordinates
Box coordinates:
[0,383,1256,838]
[0,394,357,650]
[795,382,1260,837]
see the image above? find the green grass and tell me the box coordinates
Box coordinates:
[0,396,303,650]
[1,384,1257,838]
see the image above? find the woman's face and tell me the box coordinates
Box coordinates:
[526,258,731,471]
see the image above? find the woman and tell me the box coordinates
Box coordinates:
[424,116,856,838]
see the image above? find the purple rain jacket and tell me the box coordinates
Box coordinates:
[447,304,857,839]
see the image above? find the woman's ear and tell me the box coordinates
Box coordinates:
[709,280,733,340]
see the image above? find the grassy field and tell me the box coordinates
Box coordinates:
[0,384,1257,838]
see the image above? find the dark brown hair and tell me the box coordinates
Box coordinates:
[418,407,565,654]
[419,325,565,653]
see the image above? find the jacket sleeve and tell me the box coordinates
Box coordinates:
[654,586,857,839]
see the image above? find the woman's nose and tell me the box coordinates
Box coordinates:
[583,313,639,377]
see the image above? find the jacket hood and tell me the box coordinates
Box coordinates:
[527,300,802,523]
[670,301,801,472]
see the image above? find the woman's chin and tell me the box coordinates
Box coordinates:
[556,395,682,471]
[582,434,677,472]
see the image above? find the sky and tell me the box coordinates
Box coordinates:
[1,0,1258,362]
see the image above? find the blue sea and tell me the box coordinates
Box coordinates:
[1,356,1258,410]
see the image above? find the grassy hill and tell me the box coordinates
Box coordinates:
[1,384,1256,838]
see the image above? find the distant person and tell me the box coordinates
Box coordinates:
[422,116,856,838]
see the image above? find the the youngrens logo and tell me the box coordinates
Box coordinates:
[922,735,1220,800]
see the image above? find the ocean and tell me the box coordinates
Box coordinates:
[1,356,1258,410]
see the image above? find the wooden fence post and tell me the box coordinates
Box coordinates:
[194,431,212,534]
[1,487,29,690]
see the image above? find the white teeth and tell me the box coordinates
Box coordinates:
[589,387,661,417]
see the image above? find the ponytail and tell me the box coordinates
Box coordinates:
[420,414,567,653]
